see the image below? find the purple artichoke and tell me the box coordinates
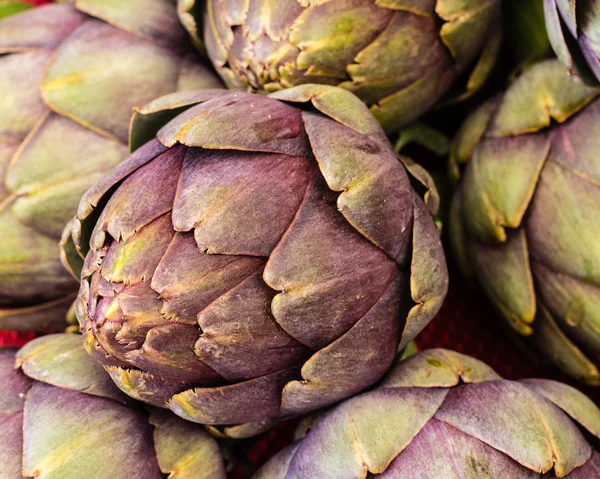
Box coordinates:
[255,349,600,479]
[1,334,226,478]
[449,60,600,385]
[544,0,600,84]
[61,86,448,437]
[179,0,502,132]
[0,1,222,332]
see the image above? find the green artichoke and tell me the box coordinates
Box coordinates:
[1,334,226,478]
[544,0,600,85]
[61,86,448,437]
[180,0,502,133]
[255,349,600,478]
[449,60,600,385]
[0,1,222,332]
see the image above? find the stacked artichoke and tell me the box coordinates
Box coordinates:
[450,60,600,385]
[1,0,600,478]
[1,334,226,478]
[256,349,600,478]
[182,0,502,132]
[60,86,448,436]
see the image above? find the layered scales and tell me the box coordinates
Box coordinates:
[63,88,447,434]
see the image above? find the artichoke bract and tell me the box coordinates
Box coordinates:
[255,349,600,479]
[449,60,600,385]
[0,334,226,478]
[544,0,600,85]
[180,0,502,133]
[0,1,222,332]
[61,86,448,437]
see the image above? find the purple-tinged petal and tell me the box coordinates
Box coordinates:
[106,366,187,407]
[280,275,403,416]
[169,369,298,424]
[7,113,127,238]
[526,159,600,287]
[253,442,300,479]
[101,213,175,285]
[196,271,310,381]
[551,98,600,181]
[384,417,538,478]
[268,85,390,148]
[0,51,51,141]
[520,378,600,439]
[130,89,229,152]
[0,4,86,52]
[96,146,184,244]
[0,294,75,333]
[23,382,163,478]
[76,138,168,221]
[127,323,222,383]
[151,232,265,323]
[544,0,575,72]
[284,387,447,479]
[0,411,23,478]
[173,148,314,255]
[435,380,592,477]
[0,349,31,411]
[158,93,312,157]
[75,0,185,49]
[41,20,193,142]
[302,110,414,262]
[265,172,398,349]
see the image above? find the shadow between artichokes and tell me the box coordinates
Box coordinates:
[0,0,222,332]
[449,60,600,385]
[60,85,448,438]
[0,333,226,479]
[178,0,503,133]
[254,349,600,478]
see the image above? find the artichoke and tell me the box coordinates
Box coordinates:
[449,60,600,385]
[255,349,600,479]
[544,0,600,84]
[61,86,448,437]
[180,0,502,133]
[1,334,226,478]
[0,1,222,332]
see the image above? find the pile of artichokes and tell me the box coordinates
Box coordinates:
[0,0,599,477]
